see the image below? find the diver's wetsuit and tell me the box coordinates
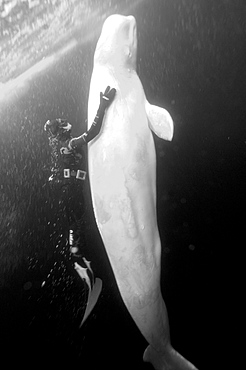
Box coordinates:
[44,86,116,187]
[44,86,116,256]
[38,86,116,334]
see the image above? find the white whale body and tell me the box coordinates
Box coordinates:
[87,14,198,370]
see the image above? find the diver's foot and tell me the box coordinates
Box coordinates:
[143,344,198,370]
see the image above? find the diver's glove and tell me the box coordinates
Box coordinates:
[98,86,116,113]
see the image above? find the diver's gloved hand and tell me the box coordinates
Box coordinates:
[99,86,116,112]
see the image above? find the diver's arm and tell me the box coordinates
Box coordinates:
[68,111,104,148]
[69,86,116,149]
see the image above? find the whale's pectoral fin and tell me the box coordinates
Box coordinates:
[146,101,174,141]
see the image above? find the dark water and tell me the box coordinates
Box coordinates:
[0,0,245,368]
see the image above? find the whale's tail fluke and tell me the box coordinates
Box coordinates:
[143,344,199,370]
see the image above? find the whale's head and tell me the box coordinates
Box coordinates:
[94,14,137,72]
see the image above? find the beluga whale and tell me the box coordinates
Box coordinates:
[87,14,198,370]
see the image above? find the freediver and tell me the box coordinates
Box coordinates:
[44,85,116,259]
[44,85,116,182]
[27,86,116,352]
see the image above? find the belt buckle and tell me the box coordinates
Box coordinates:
[76,170,86,180]
[64,169,70,178]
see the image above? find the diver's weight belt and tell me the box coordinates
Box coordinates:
[64,169,86,180]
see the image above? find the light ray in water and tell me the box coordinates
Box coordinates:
[0,40,77,103]
[0,0,146,105]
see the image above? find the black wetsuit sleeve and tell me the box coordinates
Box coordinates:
[69,108,105,149]
[83,108,104,143]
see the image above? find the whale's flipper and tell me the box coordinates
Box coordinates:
[146,101,174,141]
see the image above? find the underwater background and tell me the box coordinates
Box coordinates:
[0,0,245,368]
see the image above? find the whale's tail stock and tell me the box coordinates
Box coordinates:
[143,344,199,370]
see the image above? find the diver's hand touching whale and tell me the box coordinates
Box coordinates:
[69,86,116,149]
